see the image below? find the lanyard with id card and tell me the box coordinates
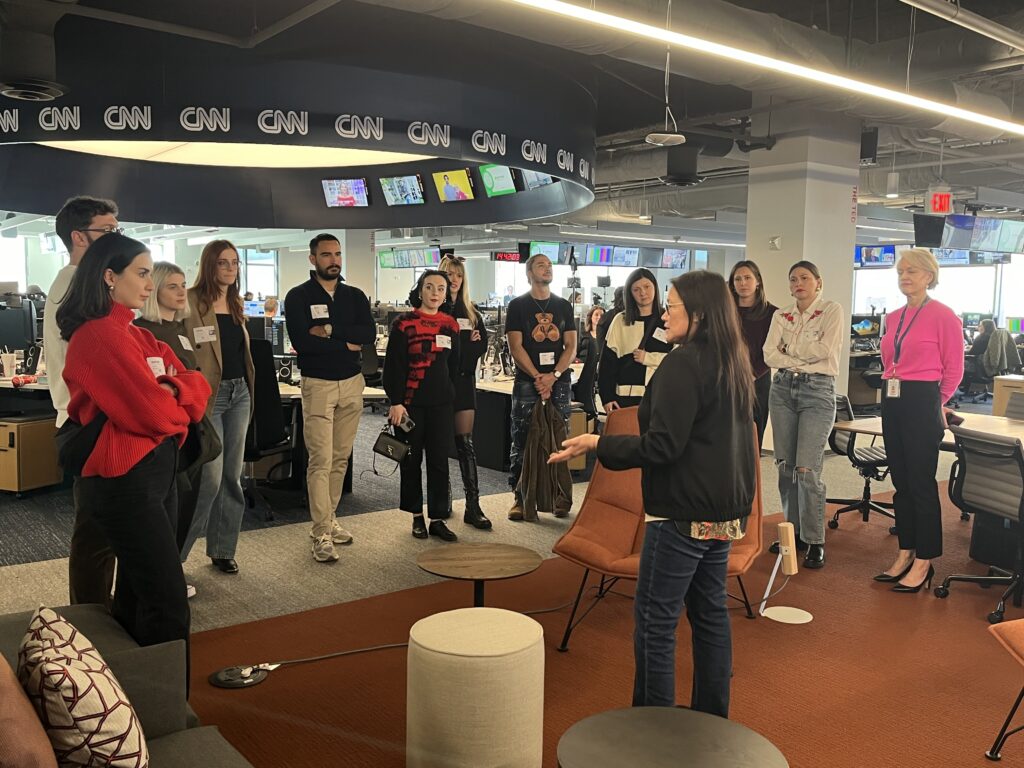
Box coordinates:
[887,299,929,399]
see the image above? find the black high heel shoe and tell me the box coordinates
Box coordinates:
[892,565,934,593]
[873,561,914,583]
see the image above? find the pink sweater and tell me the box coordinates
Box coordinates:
[880,300,964,403]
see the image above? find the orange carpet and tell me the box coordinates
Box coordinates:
[188,486,1021,768]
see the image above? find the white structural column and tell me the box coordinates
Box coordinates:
[343,229,376,299]
[745,108,861,395]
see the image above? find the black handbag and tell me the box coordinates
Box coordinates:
[370,424,409,477]
[54,412,109,477]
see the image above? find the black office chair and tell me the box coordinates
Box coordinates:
[935,426,1024,624]
[361,343,388,413]
[244,339,293,519]
[571,338,604,428]
[826,394,896,532]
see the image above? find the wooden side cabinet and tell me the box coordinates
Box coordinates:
[0,415,63,493]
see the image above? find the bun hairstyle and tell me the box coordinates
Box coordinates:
[408,270,451,308]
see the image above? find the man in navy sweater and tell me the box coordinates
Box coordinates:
[285,234,375,563]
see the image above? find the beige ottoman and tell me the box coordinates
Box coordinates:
[407,607,545,768]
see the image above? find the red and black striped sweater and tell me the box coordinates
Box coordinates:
[382,309,461,407]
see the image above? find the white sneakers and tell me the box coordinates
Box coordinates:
[186,584,197,599]
[309,520,353,546]
[312,533,340,563]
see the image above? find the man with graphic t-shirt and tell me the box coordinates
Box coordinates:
[504,253,577,520]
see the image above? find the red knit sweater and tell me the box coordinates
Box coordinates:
[63,303,212,478]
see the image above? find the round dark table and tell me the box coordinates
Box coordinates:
[557,707,788,768]
[415,543,543,606]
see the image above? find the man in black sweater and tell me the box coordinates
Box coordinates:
[285,233,375,563]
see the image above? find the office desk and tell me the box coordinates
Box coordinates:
[994,375,1024,417]
[834,413,1024,450]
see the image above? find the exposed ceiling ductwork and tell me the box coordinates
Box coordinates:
[0,0,72,99]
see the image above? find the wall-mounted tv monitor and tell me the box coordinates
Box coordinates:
[969,250,1011,265]
[528,241,560,263]
[1007,317,1023,334]
[521,170,555,190]
[612,247,639,268]
[424,248,441,266]
[585,245,612,266]
[941,214,975,249]
[321,178,370,207]
[432,169,475,202]
[379,174,425,206]
[394,250,410,268]
[997,220,1024,254]
[378,250,396,268]
[970,217,1003,251]
[933,248,970,266]
[913,213,945,248]
[639,247,662,268]
[850,314,881,339]
[855,244,896,266]
[479,164,517,198]
[557,242,577,266]
[661,248,689,270]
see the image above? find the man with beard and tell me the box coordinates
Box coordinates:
[285,233,375,562]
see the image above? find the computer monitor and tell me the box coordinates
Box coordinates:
[850,314,882,339]
[0,303,36,352]
[243,300,264,317]
[1007,317,1024,335]
[246,316,269,344]
[268,317,287,356]
[962,312,993,329]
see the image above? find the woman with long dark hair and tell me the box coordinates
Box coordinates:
[550,270,756,716]
[383,270,462,542]
[57,234,210,651]
[598,268,672,411]
[763,261,844,569]
[439,255,492,530]
[729,260,778,450]
[181,240,255,575]
[577,305,604,365]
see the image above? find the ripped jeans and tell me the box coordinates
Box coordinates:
[768,370,835,546]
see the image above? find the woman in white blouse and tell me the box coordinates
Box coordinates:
[763,261,844,570]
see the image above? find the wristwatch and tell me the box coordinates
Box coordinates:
[552,369,564,379]
[324,323,333,337]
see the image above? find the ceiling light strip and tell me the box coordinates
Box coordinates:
[560,230,745,247]
[503,0,1024,138]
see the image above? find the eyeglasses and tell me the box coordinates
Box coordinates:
[216,260,240,269]
[78,226,124,235]
[665,300,685,312]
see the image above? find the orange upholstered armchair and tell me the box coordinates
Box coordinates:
[552,406,644,652]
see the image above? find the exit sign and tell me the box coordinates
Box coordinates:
[927,185,953,215]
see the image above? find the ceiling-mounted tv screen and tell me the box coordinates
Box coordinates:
[970,217,1003,251]
[585,244,613,266]
[913,213,944,248]
[321,178,370,208]
[997,220,1024,253]
[379,174,425,206]
[661,248,689,270]
[970,250,1011,265]
[521,170,555,190]
[612,247,639,267]
[639,247,662,268]
[479,164,517,198]
[941,214,975,249]
[528,241,560,263]
[855,244,896,267]
[431,169,475,202]
[933,248,970,266]
[378,250,396,268]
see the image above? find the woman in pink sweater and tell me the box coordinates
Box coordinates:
[876,248,964,592]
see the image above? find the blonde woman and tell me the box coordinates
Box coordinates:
[439,255,491,529]
[763,261,844,570]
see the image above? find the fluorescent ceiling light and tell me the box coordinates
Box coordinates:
[37,141,430,168]
[502,0,1024,138]
[857,224,913,232]
[559,229,744,247]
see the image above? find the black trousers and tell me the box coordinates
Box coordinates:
[68,477,116,607]
[399,403,454,519]
[881,381,945,559]
[76,440,190,655]
[753,372,771,451]
[175,462,203,554]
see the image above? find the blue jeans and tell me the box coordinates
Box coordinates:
[508,379,571,490]
[180,378,251,561]
[768,370,835,546]
[633,520,733,716]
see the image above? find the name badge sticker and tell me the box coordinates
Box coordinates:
[178,335,193,351]
[193,326,217,344]
[147,357,167,378]
[652,327,668,343]
[311,304,330,319]
[457,318,473,331]
[539,351,556,366]
[435,334,452,350]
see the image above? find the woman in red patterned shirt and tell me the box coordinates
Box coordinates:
[383,270,462,542]
[57,233,210,652]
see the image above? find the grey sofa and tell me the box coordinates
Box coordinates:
[0,604,253,768]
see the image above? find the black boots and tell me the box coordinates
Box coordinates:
[456,434,492,530]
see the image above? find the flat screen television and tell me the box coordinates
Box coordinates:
[521,170,555,190]
[379,174,425,206]
[557,242,577,266]
[913,213,945,248]
[585,245,612,266]
[321,178,370,208]
[612,247,639,267]
[997,220,1024,253]
[855,244,896,266]
[970,250,1011,265]
[850,314,882,339]
[662,248,689,270]
[527,241,560,263]
[431,169,475,202]
[941,214,975,249]
[962,312,994,328]
[479,164,517,197]
[933,248,970,266]
[639,247,662,268]
[970,217,1003,251]
[378,250,396,268]
[1007,317,1023,334]
[394,250,410,268]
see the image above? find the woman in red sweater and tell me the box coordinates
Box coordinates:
[57,233,211,651]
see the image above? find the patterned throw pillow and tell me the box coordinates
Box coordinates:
[17,607,149,768]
